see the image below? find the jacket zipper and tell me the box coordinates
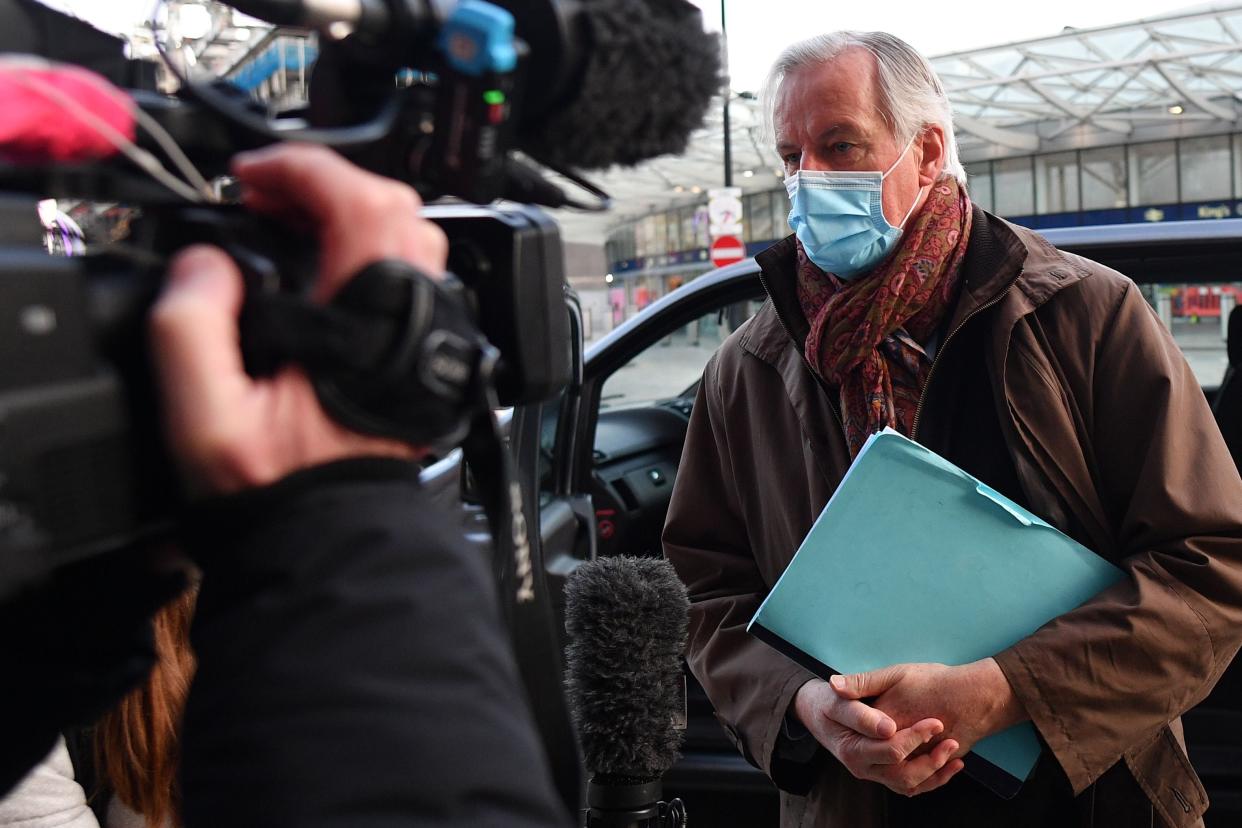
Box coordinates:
[756,268,848,437]
[911,283,1016,439]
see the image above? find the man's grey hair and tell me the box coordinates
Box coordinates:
[762,31,966,185]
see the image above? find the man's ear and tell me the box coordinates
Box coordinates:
[916,125,947,186]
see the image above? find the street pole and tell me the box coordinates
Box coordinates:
[720,0,732,187]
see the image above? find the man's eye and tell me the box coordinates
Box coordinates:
[832,142,854,154]
[781,152,800,166]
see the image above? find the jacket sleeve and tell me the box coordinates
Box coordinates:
[663,354,821,793]
[180,459,569,828]
[993,281,1242,795]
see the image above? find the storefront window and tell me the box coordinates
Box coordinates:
[1181,135,1232,202]
[993,157,1034,216]
[965,161,993,212]
[1128,141,1177,206]
[693,205,710,247]
[1149,281,1239,389]
[634,217,651,257]
[652,212,669,255]
[1035,152,1079,214]
[1081,146,1127,210]
[1234,135,1242,199]
[608,226,637,264]
[749,191,774,242]
[680,207,696,251]
[771,189,791,237]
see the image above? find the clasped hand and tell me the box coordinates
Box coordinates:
[792,658,1024,797]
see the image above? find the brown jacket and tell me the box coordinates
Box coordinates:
[663,208,1242,828]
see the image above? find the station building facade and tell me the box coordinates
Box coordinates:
[602,6,1242,327]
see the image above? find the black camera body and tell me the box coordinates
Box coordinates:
[0,194,570,590]
[0,0,587,591]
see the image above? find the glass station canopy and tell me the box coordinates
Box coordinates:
[566,4,1242,243]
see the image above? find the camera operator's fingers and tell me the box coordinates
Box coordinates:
[231,144,448,299]
[154,245,423,495]
[151,245,248,471]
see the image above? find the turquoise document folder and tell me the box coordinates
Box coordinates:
[748,428,1124,797]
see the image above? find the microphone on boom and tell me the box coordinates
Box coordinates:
[498,0,722,172]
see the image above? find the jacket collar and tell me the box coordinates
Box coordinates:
[744,206,1086,364]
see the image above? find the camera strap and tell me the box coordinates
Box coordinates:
[460,407,585,816]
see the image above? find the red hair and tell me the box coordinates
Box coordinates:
[95,587,197,828]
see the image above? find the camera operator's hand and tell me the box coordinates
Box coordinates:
[150,143,449,496]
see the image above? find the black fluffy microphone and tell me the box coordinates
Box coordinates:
[564,556,691,827]
[496,0,722,171]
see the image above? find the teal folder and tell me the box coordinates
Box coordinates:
[748,428,1124,797]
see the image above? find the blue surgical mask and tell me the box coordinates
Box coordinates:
[785,136,924,280]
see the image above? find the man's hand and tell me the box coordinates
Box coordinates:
[829,658,1029,762]
[793,678,962,797]
[150,143,449,496]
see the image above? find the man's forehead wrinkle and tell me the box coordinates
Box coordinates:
[775,49,889,139]
[853,50,898,140]
[772,82,814,147]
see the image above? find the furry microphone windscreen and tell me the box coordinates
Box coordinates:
[563,555,690,781]
[517,0,722,171]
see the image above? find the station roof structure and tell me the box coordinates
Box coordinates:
[550,3,1242,242]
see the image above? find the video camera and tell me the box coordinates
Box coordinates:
[0,0,719,586]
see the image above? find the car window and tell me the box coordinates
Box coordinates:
[599,300,765,411]
[1138,281,1236,389]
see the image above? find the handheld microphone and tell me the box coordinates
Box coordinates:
[563,555,690,828]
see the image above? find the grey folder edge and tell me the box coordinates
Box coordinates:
[747,428,1124,799]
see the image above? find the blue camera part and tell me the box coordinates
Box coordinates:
[438,0,517,77]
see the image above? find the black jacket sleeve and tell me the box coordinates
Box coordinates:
[179,458,569,828]
[0,551,180,797]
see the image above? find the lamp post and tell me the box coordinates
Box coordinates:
[721,0,732,187]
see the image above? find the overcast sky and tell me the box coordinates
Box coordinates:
[56,0,1206,91]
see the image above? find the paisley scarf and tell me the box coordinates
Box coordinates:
[796,176,973,457]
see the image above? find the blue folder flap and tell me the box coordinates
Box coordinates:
[749,429,1125,788]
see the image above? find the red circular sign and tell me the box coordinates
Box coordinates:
[710,234,746,268]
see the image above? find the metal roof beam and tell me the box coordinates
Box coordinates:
[1021,79,1134,133]
[1021,49,1106,67]
[934,5,1242,60]
[952,115,1040,151]
[1152,62,1236,120]
[1143,28,1230,50]
[1045,64,1148,139]
[946,43,1242,93]
[953,96,1070,115]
